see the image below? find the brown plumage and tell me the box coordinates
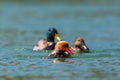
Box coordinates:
[70,37,89,53]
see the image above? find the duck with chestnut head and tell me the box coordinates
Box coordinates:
[48,41,74,58]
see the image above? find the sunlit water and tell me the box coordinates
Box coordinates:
[0,1,120,80]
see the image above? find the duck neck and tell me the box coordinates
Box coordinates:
[74,45,80,48]
[47,37,54,42]
[46,34,55,42]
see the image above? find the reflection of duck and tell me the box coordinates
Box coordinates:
[53,58,73,63]
[33,28,62,51]
[48,41,73,58]
[70,37,89,53]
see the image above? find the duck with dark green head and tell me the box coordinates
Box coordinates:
[33,28,62,51]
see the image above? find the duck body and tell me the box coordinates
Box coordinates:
[33,39,56,50]
[33,28,62,51]
[48,41,73,58]
[70,37,89,53]
[48,51,71,58]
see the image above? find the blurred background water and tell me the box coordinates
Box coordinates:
[0,0,120,80]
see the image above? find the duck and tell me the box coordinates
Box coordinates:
[48,41,74,58]
[70,37,89,53]
[33,28,62,51]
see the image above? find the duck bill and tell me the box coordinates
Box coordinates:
[81,45,89,52]
[55,33,62,41]
[65,48,74,55]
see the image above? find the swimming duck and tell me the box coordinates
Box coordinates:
[70,37,89,53]
[48,41,73,58]
[33,28,62,51]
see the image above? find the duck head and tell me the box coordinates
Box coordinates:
[54,41,73,55]
[74,37,89,52]
[46,28,62,42]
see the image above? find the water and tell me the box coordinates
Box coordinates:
[0,0,120,80]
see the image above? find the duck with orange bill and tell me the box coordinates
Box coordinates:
[70,37,89,53]
[33,28,62,51]
[48,41,74,58]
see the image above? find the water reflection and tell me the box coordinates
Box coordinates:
[53,58,73,64]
